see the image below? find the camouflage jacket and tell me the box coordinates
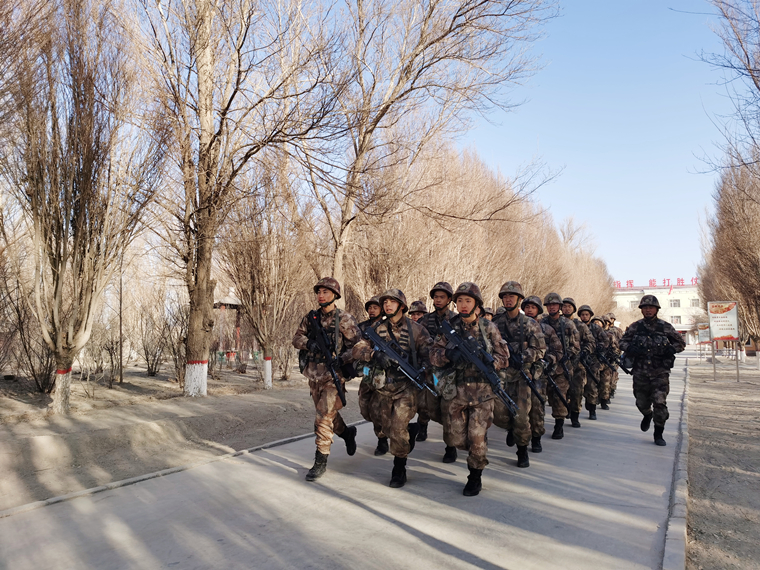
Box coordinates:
[620,317,685,374]
[573,317,596,358]
[607,326,623,357]
[292,308,362,383]
[539,314,580,364]
[537,319,564,369]
[418,308,457,339]
[587,321,611,354]
[352,317,432,383]
[493,312,545,380]
[430,315,510,382]
[358,316,384,333]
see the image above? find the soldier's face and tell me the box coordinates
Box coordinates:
[561,303,574,317]
[367,305,382,318]
[501,293,519,310]
[316,288,335,306]
[579,310,591,323]
[547,302,560,316]
[456,295,477,317]
[484,314,493,321]
[641,306,658,318]
[523,304,539,318]
[432,291,451,310]
[383,299,401,315]
[409,312,424,322]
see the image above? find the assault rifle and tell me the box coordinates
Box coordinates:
[363,326,437,396]
[598,350,632,376]
[579,352,600,386]
[541,358,572,411]
[306,310,346,406]
[509,352,545,406]
[438,320,518,416]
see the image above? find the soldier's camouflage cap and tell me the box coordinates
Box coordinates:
[364,295,381,312]
[498,281,524,300]
[409,300,428,314]
[639,295,660,309]
[380,288,408,312]
[562,297,577,312]
[578,304,594,316]
[314,277,341,300]
[453,282,484,306]
[429,281,454,299]
[543,292,562,306]
[522,295,544,315]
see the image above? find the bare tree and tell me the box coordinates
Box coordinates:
[0,0,167,413]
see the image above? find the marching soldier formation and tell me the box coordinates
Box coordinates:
[293,278,685,495]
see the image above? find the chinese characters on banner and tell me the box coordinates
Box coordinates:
[697,323,711,344]
[708,302,739,341]
[613,278,699,288]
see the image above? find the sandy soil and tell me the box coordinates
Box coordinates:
[686,357,760,570]
[0,364,363,512]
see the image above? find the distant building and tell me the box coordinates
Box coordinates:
[612,278,705,344]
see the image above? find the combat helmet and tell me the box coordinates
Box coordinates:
[483,307,494,316]
[522,295,544,315]
[314,277,341,299]
[409,300,428,314]
[562,297,577,312]
[607,311,617,322]
[453,282,484,306]
[639,295,660,309]
[364,295,381,312]
[543,292,563,306]
[379,288,408,312]
[590,315,606,326]
[495,307,507,315]
[577,304,594,317]
[498,281,525,300]
[429,281,454,299]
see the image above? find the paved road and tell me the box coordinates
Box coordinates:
[0,365,686,570]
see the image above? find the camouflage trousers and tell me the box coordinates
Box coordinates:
[584,369,598,406]
[442,383,494,469]
[372,382,418,458]
[416,378,443,426]
[529,377,547,437]
[568,364,586,414]
[493,379,532,447]
[358,380,385,438]
[310,378,347,455]
[547,373,569,419]
[632,372,670,427]
[599,366,613,401]
[611,367,619,392]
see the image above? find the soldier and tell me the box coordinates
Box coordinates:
[619,295,685,446]
[430,282,509,496]
[522,296,563,452]
[417,282,457,449]
[408,300,428,323]
[357,296,389,455]
[292,277,362,481]
[562,297,597,424]
[492,282,545,468]
[495,307,507,316]
[540,293,580,440]
[352,289,432,487]
[578,306,612,410]
[483,307,495,321]
[605,312,624,399]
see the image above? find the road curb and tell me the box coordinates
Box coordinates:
[0,420,367,520]
[662,362,689,570]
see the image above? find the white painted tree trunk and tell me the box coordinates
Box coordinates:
[52,368,73,414]
[264,356,273,389]
[185,362,208,396]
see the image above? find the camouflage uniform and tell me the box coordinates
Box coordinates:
[587,317,612,404]
[357,301,386,442]
[353,316,432,459]
[293,307,362,455]
[416,307,457,426]
[620,313,685,430]
[539,313,579,420]
[529,308,563,440]
[605,314,624,395]
[563,297,594,418]
[430,314,509,470]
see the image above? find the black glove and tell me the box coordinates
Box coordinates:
[374,351,397,370]
[445,347,465,365]
[307,340,320,354]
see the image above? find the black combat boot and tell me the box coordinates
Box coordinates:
[374,437,389,456]
[407,423,420,454]
[654,425,666,446]
[389,456,407,488]
[588,404,597,420]
[506,430,515,447]
[416,421,428,442]
[570,411,581,428]
[600,399,610,410]
[531,436,542,453]
[442,445,458,463]
[305,450,328,481]
[551,418,564,440]
[516,445,530,468]
[337,425,357,456]
[641,412,653,432]
[610,388,616,399]
[463,467,483,496]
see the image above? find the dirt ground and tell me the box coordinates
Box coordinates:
[686,357,760,570]
[0,364,363,512]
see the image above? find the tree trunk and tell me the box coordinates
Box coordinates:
[51,355,75,414]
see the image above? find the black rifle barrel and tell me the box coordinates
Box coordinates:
[362,326,437,396]
[307,310,347,406]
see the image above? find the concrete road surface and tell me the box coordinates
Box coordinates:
[0,366,686,570]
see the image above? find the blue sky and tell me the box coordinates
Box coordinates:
[464,0,733,288]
